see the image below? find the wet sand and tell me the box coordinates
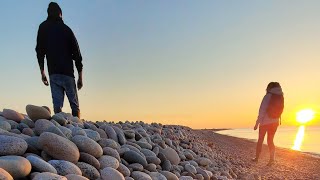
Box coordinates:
[196,129,320,180]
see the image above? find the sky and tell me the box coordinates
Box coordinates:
[1,1,320,128]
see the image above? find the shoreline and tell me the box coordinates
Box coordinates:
[195,129,320,179]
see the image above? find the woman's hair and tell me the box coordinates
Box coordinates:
[266,82,281,92]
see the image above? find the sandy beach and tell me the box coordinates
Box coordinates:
[197,129,320,180]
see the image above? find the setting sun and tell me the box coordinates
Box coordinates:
[296,109,315,124]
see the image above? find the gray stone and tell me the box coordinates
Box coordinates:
[45,126,67,138]
[179,176,193,180]
[3,120,18,129]
[113,126,126,145]
[58,126,72,139]
[83,129,101,141]
[146,156,161,165]
[22,128,35,136]
[32,172,67,180]
[149,172,167,180]
[72,135,103,158]
[2,109,24,122]
[161,171,179,180]
[105,126,118,142]
[117,163,131,177]
[79,152,100,170]
[103,147,121,161]
[141,149,157,157]
[0,168,13,180]
[72,127,87,137]
[48,160,82,176]
[99,155,120,169]
[131,171,152,180]
[145,163,157,172]
[39,132,80,163]
[52,113,67,126]
[185,164,197,174]
[96,128,108,138]
[196,157,211,167]
[26,104,51,121]
[25,136,41,150]
[162,160,172,171]
[98,138,119,149]
[123,150,148,167]
[160,147,180,165]
[76,162,100,180]
[0,135,28,156]
[128,163,144,171]
[21,118,35,128]
[136,141,152,150]
[65,174,89,180]
[35,119,55,135]
[124,130,135,139]
[0,155,31,179]
[26,155,57,174]
[0,120,11,131]
[101,167,125,180]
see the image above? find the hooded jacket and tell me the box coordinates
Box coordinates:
[256,87,284,126]
[36,16,83,78]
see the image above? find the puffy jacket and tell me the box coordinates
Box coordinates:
[256,87,284,126]
[36,16,83,77]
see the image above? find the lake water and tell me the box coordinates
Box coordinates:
[216,126,320,155]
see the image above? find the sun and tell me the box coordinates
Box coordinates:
[296,109,315,124]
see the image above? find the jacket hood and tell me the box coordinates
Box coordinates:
[268,87,283,95]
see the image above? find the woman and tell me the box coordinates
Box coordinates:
[253,82,284,166]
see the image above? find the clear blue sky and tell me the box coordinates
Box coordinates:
[1,1,320,128]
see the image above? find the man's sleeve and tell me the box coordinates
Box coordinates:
[35,24,46,71]
[70,30,83,73]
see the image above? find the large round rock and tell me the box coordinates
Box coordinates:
[26,104,51,121]
[0,135,28,156]
[26,155,57,174]
[76,162,100,180]
[131,171,152,180]
[160,147,180,165]
[0,120,11,131]
[39,132,80,163]
[33,172,67,180]
[0,168,13,180]
[79,152,100,170]
[72,135,103,158]
[35,119,55,135]
[2,109,24,122]
[99,155,120,169]
[123,150,148,167]
[0,156,31,179]
[48,160,82,176]
[100,167,125,180]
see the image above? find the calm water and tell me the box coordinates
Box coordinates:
[216,126,320,155]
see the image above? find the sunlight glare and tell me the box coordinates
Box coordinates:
[292,126,305,151]
[296,109,315,124]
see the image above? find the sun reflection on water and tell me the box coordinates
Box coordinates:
[292,126,305,151]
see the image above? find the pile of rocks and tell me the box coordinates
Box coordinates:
[0,104,237,180]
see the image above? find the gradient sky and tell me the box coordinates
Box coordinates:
[1,1,320,128]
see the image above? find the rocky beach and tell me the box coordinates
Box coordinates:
[0,105,319,180]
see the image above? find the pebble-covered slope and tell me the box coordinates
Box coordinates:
[0,105,240,180]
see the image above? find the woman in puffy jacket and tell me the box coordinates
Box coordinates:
[252,82,284,166]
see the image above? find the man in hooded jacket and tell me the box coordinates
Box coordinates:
[36,2,83,118]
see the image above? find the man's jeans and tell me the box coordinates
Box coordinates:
[49,74,80,118]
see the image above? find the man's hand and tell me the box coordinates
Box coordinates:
[254,123,258,130]
[41,71,49,86]
[77,78,83,90]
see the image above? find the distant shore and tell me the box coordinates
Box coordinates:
[196,129,320,179]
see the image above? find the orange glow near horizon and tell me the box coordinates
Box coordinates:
[292,125,305,151]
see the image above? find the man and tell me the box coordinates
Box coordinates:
[36,2,83,118]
